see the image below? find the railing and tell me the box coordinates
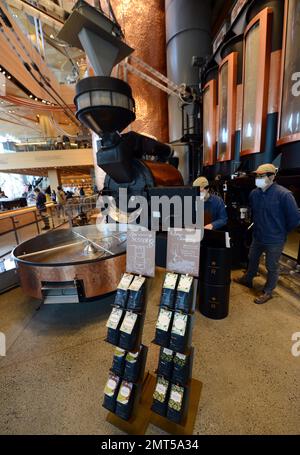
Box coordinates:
[0,195,99,260]
[0,136,92,153]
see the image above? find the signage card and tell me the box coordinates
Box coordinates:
[126,230,156,277]
[167,229,201,277]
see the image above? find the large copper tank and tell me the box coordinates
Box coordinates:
[13,226,126,300]
[111,0,169,143]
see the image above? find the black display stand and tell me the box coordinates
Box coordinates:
[103,275,152,432]
[103,230,156,434]
[150,229,203,434]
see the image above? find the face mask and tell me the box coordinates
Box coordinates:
[201,189,209,201]
[255,177,269,189]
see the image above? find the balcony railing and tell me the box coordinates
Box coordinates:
[0,136,92,153]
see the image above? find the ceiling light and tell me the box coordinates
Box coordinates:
[50,34,54,39]
[42,100,46,103]
[35,97,38,101]
[29,95,33,98]
[2,72,5,75]
[7,76,11,79]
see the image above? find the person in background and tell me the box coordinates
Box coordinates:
[26,185,36,206]
[45,186,52,203]
[51,189,57,203]
[79,187,85,197]
[57,185,66,218]
[193,176,228,230]
[34,187,50,230]
[234,163,300,304]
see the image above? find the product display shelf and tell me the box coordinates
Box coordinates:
[103,274,153,434]
[150,271,202,434]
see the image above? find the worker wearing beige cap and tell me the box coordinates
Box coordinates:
[193,176,227,230]
[235,163,300,304]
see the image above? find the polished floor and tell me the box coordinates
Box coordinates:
[0,269,299,435]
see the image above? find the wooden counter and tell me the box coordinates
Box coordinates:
[0,203,54,235]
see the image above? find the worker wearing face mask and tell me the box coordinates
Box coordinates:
[234,163,300,304]
[193,176,228,230]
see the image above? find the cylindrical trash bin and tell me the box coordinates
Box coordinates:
[200,246,231,285]
[199,282,231,319]
[199,246,231,319]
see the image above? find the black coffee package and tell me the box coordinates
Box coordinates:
[102,372,121,413]
[157,347,174,379]
[119,311,141,351]
[174,275,194,313]
[123,345,146,383]
[159,273,178,309]
[166,384,186,424]
[127,276,146,312]
[169,312,192,353]
[154,308,173,347]
[115,380,135,420]
[172,351,192,386]
[106,308,124,345]
[151,376,170,417]
[111,347,127,376]
[114,273,134,308]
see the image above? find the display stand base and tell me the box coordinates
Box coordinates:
[150,376,203,435]
[106,372,156,435]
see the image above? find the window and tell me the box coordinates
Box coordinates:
[241,8,273,155]
[278,0,300,145]
[217,53,237,162]
[203,80,217,166]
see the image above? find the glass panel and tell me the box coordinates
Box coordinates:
[77,92,91,110]
[242,22,260,151]
[203,86,212,164]
[218,62,229,159]
[280,0,300,139]
[112,92,132,110]
[91,91,112,106]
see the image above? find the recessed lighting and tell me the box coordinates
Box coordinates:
[35,97,38,101]
[7,75,11,79]
[29,95,33,98]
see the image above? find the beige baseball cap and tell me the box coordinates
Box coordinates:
[193,176,209,189]
[254,163,277,175]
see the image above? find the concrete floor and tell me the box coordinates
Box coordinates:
[0,269,299,435]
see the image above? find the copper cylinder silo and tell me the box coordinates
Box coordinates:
[110,0,169,143]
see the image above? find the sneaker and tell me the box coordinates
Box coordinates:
[254,293,272,304]
[233,275,253,288]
